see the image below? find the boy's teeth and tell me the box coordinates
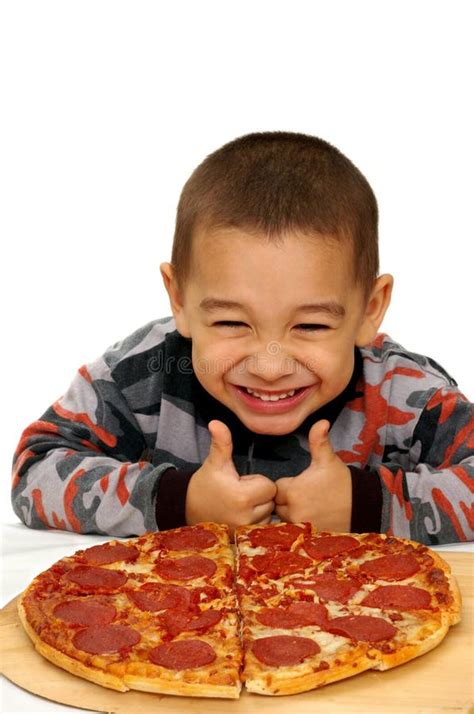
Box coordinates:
[245,388,296,401]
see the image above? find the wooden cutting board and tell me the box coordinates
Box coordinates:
[1,552,473,714]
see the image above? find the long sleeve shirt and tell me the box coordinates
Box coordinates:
[12,317,474,544]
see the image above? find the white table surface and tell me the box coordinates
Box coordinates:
[1,521,473,714]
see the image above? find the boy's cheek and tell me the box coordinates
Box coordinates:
[191,346,228,377]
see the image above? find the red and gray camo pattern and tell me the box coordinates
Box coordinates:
[11,319,474,543]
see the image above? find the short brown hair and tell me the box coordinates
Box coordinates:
[171,131,379,296]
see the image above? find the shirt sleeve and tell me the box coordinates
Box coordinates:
[355,385,474,544]
[11,358,177,537]
[154,467,198,530]
[349,466,383,533]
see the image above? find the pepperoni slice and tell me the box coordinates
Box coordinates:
[182,609,222,631]
[291,572,361,604]
[250,550,311,578]
[82,543,139,565]
[66,566,127,590]
[248,523,307,549]
[359,554,420,581]
[256,602,328,629]
[53,598,116,626]
[128,584,191,612]
[252,635,320,667]
[159,526,218,551]
[161,608,222,636]
[155,555,217,581]
[302,535,360,561]
[327,615,397,642]
[362,585,432,610]
[73,624,140,654]
[150,639,216,670]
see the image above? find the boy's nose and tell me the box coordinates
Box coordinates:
[244,348,296,380]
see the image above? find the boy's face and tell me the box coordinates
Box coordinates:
[161,227,392,436]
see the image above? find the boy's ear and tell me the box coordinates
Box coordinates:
[159,262,192,338]
[355,274,394,347]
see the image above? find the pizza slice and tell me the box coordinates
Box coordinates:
[235,523,462,695]
[18,523,242,698]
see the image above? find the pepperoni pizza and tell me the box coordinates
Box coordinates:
[18,522,461,698]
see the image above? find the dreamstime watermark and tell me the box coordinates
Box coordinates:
[266,340,281,356]
[147,341,318,376]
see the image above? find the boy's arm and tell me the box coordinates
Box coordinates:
[11,358,178,537]
[351,385,474,544]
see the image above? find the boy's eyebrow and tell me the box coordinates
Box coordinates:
[199,297,346,317]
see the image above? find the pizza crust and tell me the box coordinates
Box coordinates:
[123,672,241,698]
[426,548,463,626]
[374,620,450,670]
[244,641,373,695]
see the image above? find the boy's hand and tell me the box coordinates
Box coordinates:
[185,419,277,532]
[275,420,352,531]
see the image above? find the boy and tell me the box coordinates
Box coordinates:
[12,132,473,544]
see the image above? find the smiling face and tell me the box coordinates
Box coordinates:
[161,226,392,435]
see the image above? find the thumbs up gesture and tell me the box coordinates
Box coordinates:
[185,420,277,532]
[275,420,352,531]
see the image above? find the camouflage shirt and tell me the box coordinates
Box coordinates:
[12,317,474,544]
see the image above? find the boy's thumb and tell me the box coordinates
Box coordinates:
[207,420,235,468]
[308,419,333,466]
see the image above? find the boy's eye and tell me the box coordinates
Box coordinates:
[213,322,330,331]
[295,324,330,331]
[214,321,247,328]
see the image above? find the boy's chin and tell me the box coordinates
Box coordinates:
[234,411,306,436]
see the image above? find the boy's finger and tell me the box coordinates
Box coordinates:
[308,419,333,466]
[207,419,235,470]
[239,474,277,503]
[251,500,277,523]
[275,504,290,522]
[274,477,292,505]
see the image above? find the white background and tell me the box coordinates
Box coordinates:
[1,0,472,526]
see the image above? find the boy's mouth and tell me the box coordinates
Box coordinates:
[231,385,312,413]
[239,386,301,401]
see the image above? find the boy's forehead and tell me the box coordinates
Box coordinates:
[184,225,360,307]
[192,224,346,266]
